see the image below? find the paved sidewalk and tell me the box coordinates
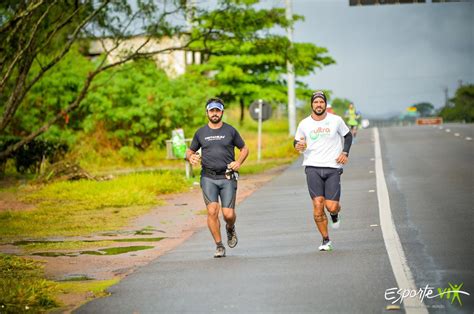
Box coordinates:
[77,130,399,313]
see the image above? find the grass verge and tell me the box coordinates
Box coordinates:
[0,171,190,240]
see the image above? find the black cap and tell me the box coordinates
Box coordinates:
[311,91,327,104]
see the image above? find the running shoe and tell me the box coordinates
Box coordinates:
[226,225,238,248]
[318,239,332,251]
[330,213,340,230]
[214,244,226,258]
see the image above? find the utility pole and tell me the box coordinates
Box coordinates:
[444,87,449,107]
[186,0,197,65]
[286,0,296,136]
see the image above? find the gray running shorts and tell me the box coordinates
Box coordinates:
[200,176,237,209]
[305,166,343,201]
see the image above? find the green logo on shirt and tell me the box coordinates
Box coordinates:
[310,127,331,141]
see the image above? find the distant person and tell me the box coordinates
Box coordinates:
[326,103,335,114]
[186,98,249,258]
[345,103,360,138]
[294,91,352,251]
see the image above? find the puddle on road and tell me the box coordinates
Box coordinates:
[32,245,155,257]
[14,238,163,246]
[85,246,154,255]
[59,274,94,281]
[32,252,77,257]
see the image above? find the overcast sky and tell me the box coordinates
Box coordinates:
[270,0,473,118]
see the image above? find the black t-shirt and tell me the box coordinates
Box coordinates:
[190,123,245,172]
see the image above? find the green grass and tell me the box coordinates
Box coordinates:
[56,278,119,298]
[0,254,59,313]
[0,171,189,240]
[239,158,294,175]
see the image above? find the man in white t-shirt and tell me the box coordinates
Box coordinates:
[294,91,353,251]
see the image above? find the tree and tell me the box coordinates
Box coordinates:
[330,98,352,116]
[413,102,434,117]
[0,0,198,161]
[189,1,335,123]
[0,0,260,162]
[438,84,474,122]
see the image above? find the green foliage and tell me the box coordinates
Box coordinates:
[119,146,139,162]
[56,278,119,299]
[82,60,214,148]
[8,48,94,138]
[438,85,474,122]
[0,254,59,313]
[413,102,434,117]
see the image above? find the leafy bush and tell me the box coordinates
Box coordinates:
[82,59,215,149]
[119,146,138,162]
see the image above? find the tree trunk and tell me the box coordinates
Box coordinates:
[239,98,245,125]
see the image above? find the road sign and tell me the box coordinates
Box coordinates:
[416,117,443,125]
[249,100,272,162]
[249,100,272,121]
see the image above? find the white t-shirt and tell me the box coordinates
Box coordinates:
[294,113,350,168]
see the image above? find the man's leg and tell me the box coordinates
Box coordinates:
[207,202,222,243]
[221,179,238,248]
[306,167,332,251]
[201,177,225,257]
[312,196,328,239]
[222,207,236,228]
[325,200,340,215]
[325,168,342,229]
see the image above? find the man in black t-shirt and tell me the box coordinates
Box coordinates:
[186,98,249,258]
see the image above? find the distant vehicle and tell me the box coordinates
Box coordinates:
[361,119,370,129]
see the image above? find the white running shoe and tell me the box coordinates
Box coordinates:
[214,245,226,258]
[318,239,333,251]
[330,213,340,230]
[226,225,238,248]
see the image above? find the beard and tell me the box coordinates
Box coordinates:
[312,106,326,116]
[208,114,222,124]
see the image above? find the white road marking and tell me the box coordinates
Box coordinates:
[368,189,375,193]
[446,129,451,133]
[466,137,472,141]
[454,133,460,137]
[373,128,428,314]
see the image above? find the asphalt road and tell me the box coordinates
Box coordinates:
[379,123,474,313]
[77,124,473,314]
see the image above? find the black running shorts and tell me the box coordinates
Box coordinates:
[200,176,237,209]
[305,166,343,201]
